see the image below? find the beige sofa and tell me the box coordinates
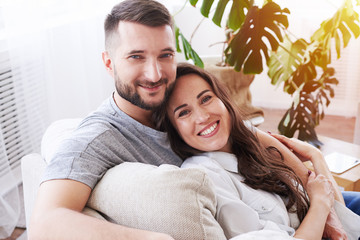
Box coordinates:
[21,119,297,240]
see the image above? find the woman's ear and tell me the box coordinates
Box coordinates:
[102,51,114,77]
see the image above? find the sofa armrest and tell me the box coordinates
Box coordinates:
[21,153,105,228]
[21,153,46,227]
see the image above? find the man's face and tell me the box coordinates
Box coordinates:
[110,21,176,110]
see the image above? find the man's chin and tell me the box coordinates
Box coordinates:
[130,97,163,111]
[141,101,164,110]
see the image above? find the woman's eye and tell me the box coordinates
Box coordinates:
[178,109,190,118]
[201,95,212,104]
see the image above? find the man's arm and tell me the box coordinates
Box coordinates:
[268,133,345,204]
[256,129,348,239]
[255,129,309,184]
[29,179,174,240]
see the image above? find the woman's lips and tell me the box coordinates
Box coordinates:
[198,121,219,137]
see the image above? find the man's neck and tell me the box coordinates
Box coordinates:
[113,93,155,129]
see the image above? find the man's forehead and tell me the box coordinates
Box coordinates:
[116,22,175,53]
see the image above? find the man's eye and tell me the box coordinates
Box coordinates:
[201,95,212,104]
[160,53,174,59]
[129,55,142,59]
[178,109,190,118]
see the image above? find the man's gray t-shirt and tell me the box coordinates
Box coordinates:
[42,96,183,188]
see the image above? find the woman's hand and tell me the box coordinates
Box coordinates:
[294,172,336,239]
[307,172,335,210]
[323,208,348,240]
[269,133,322,163]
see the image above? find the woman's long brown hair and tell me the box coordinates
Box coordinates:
[153,63,309,221]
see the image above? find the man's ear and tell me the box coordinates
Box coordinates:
[102,51,114,77]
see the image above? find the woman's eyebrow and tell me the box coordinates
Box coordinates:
[173,104,187,114]
[173,89,210,114]
[197,89,210,99]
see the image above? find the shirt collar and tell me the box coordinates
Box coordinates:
[202,152,239,173]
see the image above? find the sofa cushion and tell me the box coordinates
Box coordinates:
[87,162,226,240]
[41,118,82,163]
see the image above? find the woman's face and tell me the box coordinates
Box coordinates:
[166,73,232,153]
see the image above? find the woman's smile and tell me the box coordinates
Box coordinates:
[198,120,219,137]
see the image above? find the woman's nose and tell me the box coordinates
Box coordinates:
[194,108,210,124]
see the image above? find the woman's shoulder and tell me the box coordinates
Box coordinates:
[181,152,237,174]
[181,154,218,169]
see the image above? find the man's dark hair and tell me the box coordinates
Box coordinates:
[104,0,173,53]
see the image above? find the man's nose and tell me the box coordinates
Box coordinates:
[144,59,161,82]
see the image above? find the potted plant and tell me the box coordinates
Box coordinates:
[174,0,360,146]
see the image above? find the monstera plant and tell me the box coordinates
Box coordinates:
[175,0,360,146]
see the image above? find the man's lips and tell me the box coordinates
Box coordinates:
[140,84,162,92]
[198,121,219,137]
[138,79,166,92]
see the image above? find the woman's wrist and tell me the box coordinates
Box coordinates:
[309,151,331,175]
[310,197,333,213]
[308,148,324,164]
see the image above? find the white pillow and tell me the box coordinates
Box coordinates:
[87,162,226,240]
[41,118,82,163]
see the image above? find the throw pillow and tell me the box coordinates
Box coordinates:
[86,162,226,240]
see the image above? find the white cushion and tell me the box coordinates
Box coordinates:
[41,118,82,163]
[87,162,226,240]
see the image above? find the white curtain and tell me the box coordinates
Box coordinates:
[0,0,124,236]
[0,136,20,238]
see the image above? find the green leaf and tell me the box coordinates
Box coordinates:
[283,61,316,95]
[174,26,182,53]
[227,0,250,30]
[208,0,253,30]
[200,0,215,17]
[311,1,360,60]
[212,0,230,27]
[174,25,204,68]
[225,2,289,74]
[339,23,352,48]
[189,0,199,7]
[180,32,204,68]
[278,93,323,147]
[181,36,190,60]
[268,37,307,87]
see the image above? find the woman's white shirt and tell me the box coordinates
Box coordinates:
[181,152,299,239]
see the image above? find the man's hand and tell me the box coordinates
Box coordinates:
[269,133,322,163]
[323,208,348,240]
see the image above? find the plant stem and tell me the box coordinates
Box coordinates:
[190,17,207,44]
[172,0,189,18]
[208,41,227,48]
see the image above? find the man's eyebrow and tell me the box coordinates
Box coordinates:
[127,50,144,55]
[127,48,174,55]
[173,104,187,114]
[197,90,210,99]
[161,47,175,53]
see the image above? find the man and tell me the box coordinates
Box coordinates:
[29,1,181,239]
[29,0,352,239]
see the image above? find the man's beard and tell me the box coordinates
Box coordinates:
[115,74,172,111]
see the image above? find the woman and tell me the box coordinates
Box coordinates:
[154,63,360,239]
